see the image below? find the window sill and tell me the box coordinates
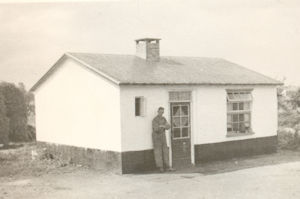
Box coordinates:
[135,115,145,118]
[226,132,254,137]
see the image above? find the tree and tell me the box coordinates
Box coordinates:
[290,88,300,109]
[0,89,9,147]
[0,82,28,142]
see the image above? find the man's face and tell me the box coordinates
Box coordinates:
[158,109,164,116]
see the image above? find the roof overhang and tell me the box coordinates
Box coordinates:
[30,53,121,92]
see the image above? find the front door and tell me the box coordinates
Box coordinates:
[170,102,191,168]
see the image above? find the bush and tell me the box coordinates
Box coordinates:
[277,86,300,150]
[278,127,300,149]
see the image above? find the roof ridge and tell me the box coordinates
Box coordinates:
[68,52,223,60]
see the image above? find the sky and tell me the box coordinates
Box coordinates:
[0,0,300,89]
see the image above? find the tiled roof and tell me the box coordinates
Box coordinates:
[66,52,282,85]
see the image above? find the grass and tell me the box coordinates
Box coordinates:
[0,143,81,178]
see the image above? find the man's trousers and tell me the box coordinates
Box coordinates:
[152,132,169,169]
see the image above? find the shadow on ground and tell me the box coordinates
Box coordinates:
[132,149,300,176]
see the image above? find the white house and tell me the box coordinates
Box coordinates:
[31,38,282,173]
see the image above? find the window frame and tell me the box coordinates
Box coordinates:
[226,89,254,137]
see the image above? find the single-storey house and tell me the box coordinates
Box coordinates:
[31,38,282,174]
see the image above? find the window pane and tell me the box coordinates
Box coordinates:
[246,93,252,100]
[240,92,246,100]
[232,114,238,122]
[233,103,238,110]
[181,117,189,126]
[135,98,141,116]
[169,92,179,101]
[244,102,250,110]
[234,93,241,100]
[228,103,233,111]
[180,92,191,101]
[227,114,232,123]
[239,123,246,133]
[227,123,233,132]
[245,122,250,128]
[239,102,244,110]
[169,91,191,101]
[232,123,239,131]
[172,106,180,116]
[182,128,189,137]
[173,118,180,127]
[181,106,188,116]
[227,93,234,100]
[244,113,250,122]
[239,114,244,121]
[173,128,181,138]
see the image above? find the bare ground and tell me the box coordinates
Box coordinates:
[1,143,300,199]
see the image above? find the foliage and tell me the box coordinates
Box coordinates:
[18,82,35,118]
[290,88,300,108]
[0,82,28,141]
[277,86,300,149]
[0,90,9,146]
[0,82,35,143]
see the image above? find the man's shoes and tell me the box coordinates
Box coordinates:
[159,167,165,173]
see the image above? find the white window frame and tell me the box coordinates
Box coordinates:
[135,96,146,117]
[226,89,254,137]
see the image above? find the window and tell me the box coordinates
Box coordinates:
[171,104,190,139]
[169,91,191,101]
[135,97,145,116]
[226,90,253,136]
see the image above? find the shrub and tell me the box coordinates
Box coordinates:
[278,127,300,149]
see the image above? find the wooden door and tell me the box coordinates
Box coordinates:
[170,102,191,168]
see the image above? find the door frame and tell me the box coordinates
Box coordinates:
[167,90,195,167]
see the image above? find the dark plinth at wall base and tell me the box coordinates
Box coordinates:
[37,142,122,174]
[38,136,277,174]
[195,136,277,163]
[37,141,156,174]
[121,149,156,174]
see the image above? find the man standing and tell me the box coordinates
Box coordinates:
[152,107,173,172]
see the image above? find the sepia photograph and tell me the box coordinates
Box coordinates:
[0,0,300,198]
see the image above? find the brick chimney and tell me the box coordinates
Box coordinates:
[135,38,160,62]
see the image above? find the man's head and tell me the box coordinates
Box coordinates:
[157,107,164,116]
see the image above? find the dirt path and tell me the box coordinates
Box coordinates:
[1,145,300,199]
[1,161,300,199]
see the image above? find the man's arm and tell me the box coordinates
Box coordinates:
[164,118,171,130]
[165,122,171,130]
[159,117,170,130]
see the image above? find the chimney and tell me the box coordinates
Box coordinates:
[135,38,160,62]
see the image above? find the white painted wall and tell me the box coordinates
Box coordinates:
[34,57,122,152]
[120,85,170,152]
[34,58,278,154]
[120,85,278,152]
[194,86,278,144]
